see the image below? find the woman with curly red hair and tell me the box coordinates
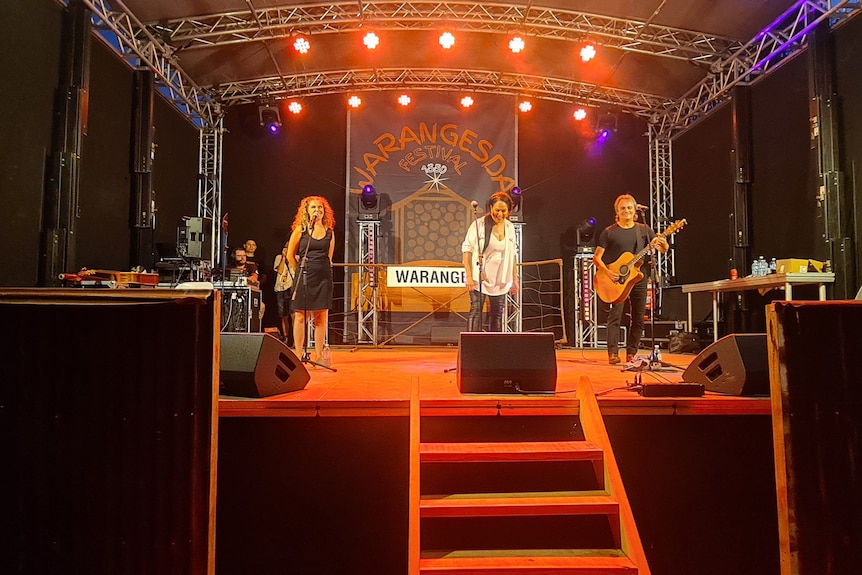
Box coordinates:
[286,196,336,366]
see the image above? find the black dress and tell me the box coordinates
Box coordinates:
[292,229,333,311]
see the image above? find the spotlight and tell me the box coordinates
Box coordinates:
[363,32,379,50]
[509,186,523,221]
[595,111,618,138]
[439,32,455,49]
[359,184,379,220]
[258,105,281,135]
[576,217,597,251]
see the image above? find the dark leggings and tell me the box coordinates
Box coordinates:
[468,290,506,332]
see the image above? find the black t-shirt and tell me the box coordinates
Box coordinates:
[597,223,655,265]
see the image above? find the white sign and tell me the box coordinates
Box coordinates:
[386,266,466,288]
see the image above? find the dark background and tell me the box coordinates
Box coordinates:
[2,1,861,298]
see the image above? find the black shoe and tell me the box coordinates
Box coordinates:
[608,354,621,365]
[626,354,636,363]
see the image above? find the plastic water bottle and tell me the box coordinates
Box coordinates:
[769,257,777,274]
[653,344,662,362]
[751,259,758,277]
[757,256,767,276]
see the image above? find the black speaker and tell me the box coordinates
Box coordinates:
[682,333,768,396]
[220,333,310,397]
[457,332,557,394]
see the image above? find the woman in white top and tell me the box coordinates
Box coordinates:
[461,191,519,332]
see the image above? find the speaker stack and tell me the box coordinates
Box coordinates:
[220,333,310,397]
[682,333,769,396]
[457,332,557,394]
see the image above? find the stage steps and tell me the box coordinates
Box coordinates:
[408,377,649,574]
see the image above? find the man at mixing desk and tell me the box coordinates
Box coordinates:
[229,246,259,284]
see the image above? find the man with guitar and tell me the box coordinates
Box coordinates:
[593,194,670,365]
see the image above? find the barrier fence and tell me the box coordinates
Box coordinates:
[320,259,566,347]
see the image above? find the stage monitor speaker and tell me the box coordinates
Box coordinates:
[220,333,310,397]
[457,332,557,394]
[682,333,768,396]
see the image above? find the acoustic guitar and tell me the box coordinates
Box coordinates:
[593,219,687,304]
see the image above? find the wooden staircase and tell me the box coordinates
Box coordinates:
[408,376,649,574]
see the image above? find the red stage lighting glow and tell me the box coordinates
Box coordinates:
[460,96,474,108]
[363,32,379,50]
[348,95,362,108]
[288,101,302,114]
[293,36,310,54]
[518,101,532,113]
[573,108,587,121]
[509,36,525,53]
[439,32,455,49]
[580,44,596,62]
[398,94,411,106]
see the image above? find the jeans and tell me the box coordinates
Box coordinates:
[606,279,647,356]
[468,290,506,332]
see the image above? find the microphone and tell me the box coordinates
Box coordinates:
[470,200,479,211]
[636,203,648,211]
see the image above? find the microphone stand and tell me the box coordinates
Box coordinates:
[444,206,485,374]
[474,210,485,332]
[639,208,681,372]
[293,215,337,372]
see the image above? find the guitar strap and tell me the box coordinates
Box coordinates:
[635,224,648,253]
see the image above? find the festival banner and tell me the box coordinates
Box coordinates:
[345,92,517,267]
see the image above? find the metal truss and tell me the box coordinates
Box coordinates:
[654,0,860,138]
[55,0,219,128]
[154,1,739,66]
[216,67,669,115]
[573,253,598,348]
[503,222,524,333]
[648,129,675,287]
[198,118,224,265]
[356,220,380,344]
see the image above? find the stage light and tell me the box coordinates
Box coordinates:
[363,32,379,50]
[595,111,618,138]
[293,36,310,54]
[509,36,525,53]
[348,95,362,108]
[580,44,596,62]
[439,32,455,49]
[460,95,474,108]
[573,108,587,121]
[509,186,523,221]
[288,101,302,115]
[359,184,380,219]
[398,94,411,107]
[519,100,533,113]
[258,105,281,135]
[576,217,597,250]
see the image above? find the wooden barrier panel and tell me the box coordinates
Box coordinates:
[766,300,862,575]
[0,288,219,575]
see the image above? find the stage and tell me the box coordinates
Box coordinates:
[218,345,771,417]
[216,344,780,575]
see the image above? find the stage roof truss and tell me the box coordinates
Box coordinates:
[152,2,741,66]
[213,67,671,115]
[55,0,860,135]
[656,0,860,138]
[57,0,220,129]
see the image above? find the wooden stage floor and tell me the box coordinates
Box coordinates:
[219,346,770,417]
